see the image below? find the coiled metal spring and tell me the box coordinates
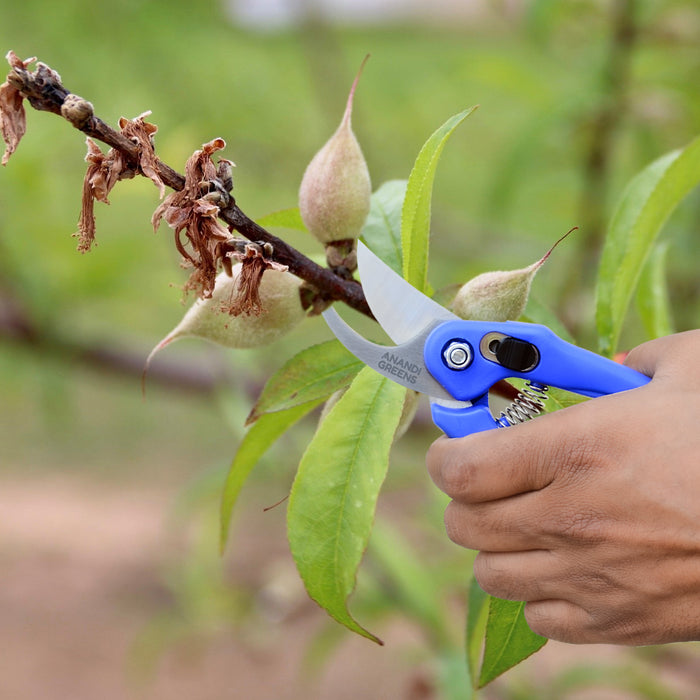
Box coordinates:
[496,381,550,427]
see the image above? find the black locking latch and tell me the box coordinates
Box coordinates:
[495,337,540,372]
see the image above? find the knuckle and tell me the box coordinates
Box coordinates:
[426,439,470,498]
[473,554,523,601]
[425,439,445,485]
[443,501,472,548]
[523,601,581,643]
[440,458,470,498]
[522,601,556,639]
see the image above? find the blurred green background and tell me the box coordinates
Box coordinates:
[1,1,699,698]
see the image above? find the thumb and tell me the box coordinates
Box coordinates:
[624,330,700,386]
[426,410,571,503]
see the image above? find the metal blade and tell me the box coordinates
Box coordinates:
[357,241,458,344]
[322,308,453,401]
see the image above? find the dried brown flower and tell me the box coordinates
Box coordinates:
[119,111,165,198]
[76,113,162,252]
[76,138,132,252]
[152,138,234,299]
[0,51,35,166]
[227,242,289,316]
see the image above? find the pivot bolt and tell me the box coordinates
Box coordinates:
[443,340,473,370]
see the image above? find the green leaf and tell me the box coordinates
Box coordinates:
[219,400,321,553]
[401,107,479,293]
[255,207,307,232]
[466,578,489,686]
[287,367,406,643]
[246,340,363,423]
[361,180,407,275]
[596,135,700,357]
[545,386,587,412]
[478,598,547,687]
[636,242,675,341]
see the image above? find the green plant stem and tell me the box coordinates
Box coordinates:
[561,0,639,331]
[579,0,638,245]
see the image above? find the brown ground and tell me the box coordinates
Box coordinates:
[1,473,698,700]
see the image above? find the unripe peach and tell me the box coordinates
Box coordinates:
[146,266,305,371]
[451,229,575,322]
[298,60,371,249]
[451,266,537,322]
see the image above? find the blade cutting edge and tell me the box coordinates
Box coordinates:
[357,241,458,344]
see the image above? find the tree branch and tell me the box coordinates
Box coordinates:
[0,294,236,395]
[5,56,372,317]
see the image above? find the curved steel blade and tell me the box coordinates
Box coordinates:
[357,241,457,344]
[322,308,453,401]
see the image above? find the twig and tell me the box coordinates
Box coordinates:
[578,0,638,245]
[558,0,638,331]
[5,57,372,318]
[0,295,235,395]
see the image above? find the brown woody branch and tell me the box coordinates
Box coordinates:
[6,57,371,317]
[0,294,236,395]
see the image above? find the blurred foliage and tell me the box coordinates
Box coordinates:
[1,0,700,697]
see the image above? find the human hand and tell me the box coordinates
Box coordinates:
[426,331,700,645]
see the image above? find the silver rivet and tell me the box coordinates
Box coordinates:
[443,341,472,370]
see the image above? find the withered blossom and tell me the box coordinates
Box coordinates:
[152,138,234,299]
[227,242,288,316]
[76,138,132,252]
[0,52,35,166]
[76,113,162,252]
[119,112,165,198]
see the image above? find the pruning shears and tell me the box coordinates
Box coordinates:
[322,243,651,439]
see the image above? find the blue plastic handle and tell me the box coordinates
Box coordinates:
[431,396,495,438]
[424,320,650,438]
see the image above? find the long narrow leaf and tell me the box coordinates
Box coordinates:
[361,179,407,275]
[466,578,489,686]
[596,135,700,356]
[287,368,405,643]
[478,598,547,687]
[220,400,321,552]
[636,242,675,341]
[402,107,478,293]
[247,340,363,423]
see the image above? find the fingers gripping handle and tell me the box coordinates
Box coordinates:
[429,349,651,438]
[424,321,651,438]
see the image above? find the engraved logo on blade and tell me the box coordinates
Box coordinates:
[378,352,423,385]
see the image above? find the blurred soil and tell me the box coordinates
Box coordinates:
[0,473,434,700]
[0,473,698,700]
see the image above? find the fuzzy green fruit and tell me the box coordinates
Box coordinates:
[146,266,305,371]
[298,60,371,246]
[451,229,574,322]
[451,266,538,322]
